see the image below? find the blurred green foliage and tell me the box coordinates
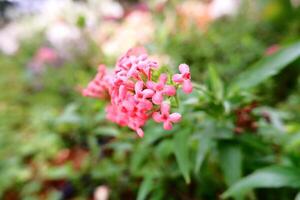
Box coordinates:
[1,0,300,199]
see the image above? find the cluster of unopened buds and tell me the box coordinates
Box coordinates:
[82,47,192,137]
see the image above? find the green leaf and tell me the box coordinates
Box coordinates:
[130,144,150,172]
[174,129,191,184]
[42,164,75,180]
[137,175,154,200]
[231,41,300,90]
[208,66,224,101]
[295,192,300,200]
[94,126,120,137]
[195,136,213,174]
[222,166,300,199]
[219,143,242,186]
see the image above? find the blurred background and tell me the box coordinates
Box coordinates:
[0,0,300,199]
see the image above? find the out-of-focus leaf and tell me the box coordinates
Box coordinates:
[56,104,81,125]
[195,136,213,174]
[87,135,100,160]
[41,164,75,180]
[222,166,300,199]
[130,144,150,172]
[174,128,191,184]
[137,175,154,200]
[94,126,120,137]
[231,41,300,89]
[286,132,300,152]
[295,192,300,200]
[208,66,224,101]
[219,143,242,186]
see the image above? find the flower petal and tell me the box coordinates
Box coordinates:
[163,85,176,96]
[172,74,183,83]
[146,81,156,89]
[179,64,190,74]
[153,112,163,123]
[169,113,182,123]
[182,80,193,94]
[135,81,144,93]
[160,102,170,115]
[163,121,173,130]
[142,89,154,98]
[159,74,167,84]
[119,85,127,98]
[152,92,163,105]
[138,99,153,110]
[136,128,144,137]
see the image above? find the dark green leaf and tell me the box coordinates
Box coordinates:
[195,136,213,174]
[174,129,191,183]
[219,143,242,186]
[222,166,300,199]
[208,66,224,101]
[137,175,154,200]
[231,41,300,89]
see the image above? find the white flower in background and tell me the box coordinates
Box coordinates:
[94,185,110,200]
[101,11,154,57]
[97,0,124,19]
[209,0,240,19]
[177,0,240,30]
[46,21,86,59]
[0,22,26,55]
[2,0,125,58]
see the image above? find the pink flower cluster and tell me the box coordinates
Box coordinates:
[82,47,192,137]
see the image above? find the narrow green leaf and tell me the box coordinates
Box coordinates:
[130,144,150,172]
[208,66,224,101]
[195,136,212,174]
[222,166,300,199]
[137,175,154,200]
[219,143,242,186]
[231,41,300,89]
[174,129,191,183]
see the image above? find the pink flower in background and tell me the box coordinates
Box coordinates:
[265,44,280,56]
[28,47,60,74]
[36,47,58,63]
[82,47,191,137]
[173,64,193,94]
[153,102,182,130]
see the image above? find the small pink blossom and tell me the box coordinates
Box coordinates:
[153,102,182,130]
[36,47,58,63]
[147,74,176,105]
[173,64,193,94]
[82,65,111,99]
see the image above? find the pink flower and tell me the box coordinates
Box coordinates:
[147,74,176,105]
[153,102,182,130]
[82,47,191,137]
[82,65,111,99]
[172,64,193,94]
